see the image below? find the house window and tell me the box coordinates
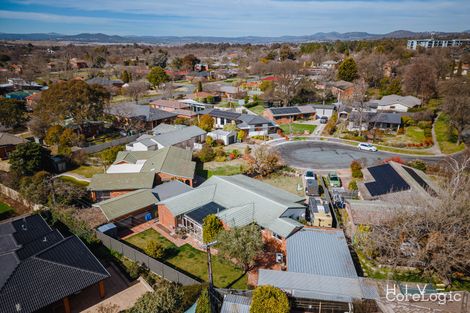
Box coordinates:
[95,191,110,201]
[272,232,283,241]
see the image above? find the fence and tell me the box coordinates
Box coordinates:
[0,183,42,210]
[73,134,140,155]
[95,230,200,286]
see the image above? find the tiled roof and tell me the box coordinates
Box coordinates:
[0,215,109,313]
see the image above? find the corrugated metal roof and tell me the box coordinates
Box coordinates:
[152,180,193,201]
[287,228,357,278]
[88,172,155,191]
[152,126,206,147]
[221,294,251,313]
[94,189,158,221]
[258,269,367,303]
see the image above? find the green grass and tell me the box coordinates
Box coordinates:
[434,114,466,154]
[196,164,245,179]
[280,123,316,135]
[376,146,434,155]
[259,174,304,196]
[125,229,247,289]
[0,201,14,215]
[69,165,103,178]
[404,126,426,142]
[247,104,265,115]
[59,176,90,187]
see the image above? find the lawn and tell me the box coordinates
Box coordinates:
[247,104,265,115]
[196,161,246,179]
[434,114,466,154]
[59,176,90,187]
[125,229,248,289]
[70,165,103,178]
[259,174,304,196]
[0,201,14,217]
[280,123,316,135]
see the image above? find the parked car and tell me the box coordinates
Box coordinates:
[319,116,328,124]
[357,143,377,152]
[304,169,317,181]
[328,172,341,187]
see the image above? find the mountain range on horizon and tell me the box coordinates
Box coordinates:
[0,30,469,45]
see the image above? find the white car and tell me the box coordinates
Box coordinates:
[357,143,377,152]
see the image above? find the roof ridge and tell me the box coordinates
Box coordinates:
[35,236,110,277]
[159,184,216,204]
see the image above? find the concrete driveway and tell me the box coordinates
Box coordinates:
[275,141,444,170]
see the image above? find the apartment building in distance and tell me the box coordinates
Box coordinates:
[407,38,470,49]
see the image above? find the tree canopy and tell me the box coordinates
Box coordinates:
[0,98,28,129]
[9,142,50,176]
[250,285,290,313]
[147,66,169,89]
[130,282,183,313]
[337,57,359,82]
[198,114,214,132]
[202,215,223,244]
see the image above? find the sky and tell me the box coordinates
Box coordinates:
[0,0,469,37]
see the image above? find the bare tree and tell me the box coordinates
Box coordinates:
[346,79,369,136]
[272,60,302,106]
[403,57,438,101]
[125,81,149,103]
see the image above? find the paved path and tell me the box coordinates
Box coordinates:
[431,113,443,155]
[274,140,446,170]
[55,172,91,183]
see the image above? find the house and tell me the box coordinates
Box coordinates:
[69,58,88,69]
[375,95,421,112]
[358,161,439,200]
[347,112,402,132]
[207,129,238,145]
[157,175,306,246]
[0,214,110,313]
[329,80,355,101]
[88,172,156,202]
[320,60,339,69]
[200,109,277,137]
[258,228,378,312]
[187,91,220,103]
[152,123,187,135]
[264,104,335,124]
[106,146,196,186]
[149,99,197,118]
[0,132,27,159]
[178,98,215,112]
[93,180,192,228]
[308,197,333,227]
[126,125,206,151]
[106,103,177,130]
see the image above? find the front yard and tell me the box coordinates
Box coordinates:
[280,123,316,135]
[258,173,303,196]
[434,114,466,154]
[125,229,248,289]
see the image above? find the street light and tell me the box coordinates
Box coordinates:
[201,240,218,288]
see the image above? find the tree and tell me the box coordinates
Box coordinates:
[359,153,470,285]
[0,98,27,129]
[121,70,131,83]
[379,77,401,96]
[125,81,149,103]
[217,223,264,271]
[279,45,295,61]
[440,77,470,144]
[130,281,183,313]
[182,54,200,71]
[337,57,359,82]
[246,145,282,177]
[98,146,125,169]
[147,66,169,89]
[202,215,223,243]
[197,81,203,92]
[170,57,183,71]
[346,80,369,136]
[250,285,290,313]
[52,179,88,207]
[19,171,51,205]
[350,160,363,178]
[403,58,437,101]
[195,288,211,313]
[93,55,106,68]
[198,114,214,132]
[197,144,215,162]
[272,60,302,106]
[151,49,169,68]
[9,142,50,176]
[33,80,110,136]
[44,125,64,146]
[145,240,166,259]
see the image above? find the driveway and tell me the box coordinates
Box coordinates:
[275,141,444,170]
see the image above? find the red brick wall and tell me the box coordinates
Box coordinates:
[158,204,177,230]
[157,173,193,187]
[262,229,287,253]
[110,190,134,198]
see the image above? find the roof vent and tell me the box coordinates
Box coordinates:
[21,224,27,231]
[43,236,47,242]
[15,303,21,311]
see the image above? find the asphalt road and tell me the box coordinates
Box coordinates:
[274,141,445,169]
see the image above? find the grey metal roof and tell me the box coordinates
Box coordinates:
[152,180,193,201]
[159,175,306,237]
[106,103,176,122]
[378,95,421,108]
[0,133,27,146]
[88,172,155,191]
[258,269,372,303]
[221,294,251,313]
[287,228,357,278]
[237,114,273,126]
[151,125,206,147]
[369,112,402,125]
[207,109,241,120]
[0,215,109,313]
[152,123,187,135]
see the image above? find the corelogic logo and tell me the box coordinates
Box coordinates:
[386,283,462,305]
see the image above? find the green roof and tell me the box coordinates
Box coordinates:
[115,146,195,179]
[93,189,157,221]
[88,172,155,191]
[159,175,306,238]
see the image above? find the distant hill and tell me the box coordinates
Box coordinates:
[0,30,468,45]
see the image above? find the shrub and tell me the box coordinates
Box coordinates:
[407,159,427,172]
[198,144,215,162]
[145,240,166,259]
[250,285,290,313]
[350,160,363,179]
[384,156,405,164]
[397,127,405,135]
[417,121,432,130]
[196,288,211,313]
[205,136,213,146]
[127,261,141,279]
[348,180,358,191]
[401,116,416,126]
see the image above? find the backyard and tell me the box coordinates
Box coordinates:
[196,159,247,179]
[70,165,104,178]
[434,114,466,154]
[125,229,248,289]
[0,201,14,218]
[258,173,303,196]
[246,104,265,115]
[280,123,316,135]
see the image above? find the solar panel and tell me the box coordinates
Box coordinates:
[365,163,410,197]
[185,202,227,224]
[270,107,301,115]
[403,166,437,196]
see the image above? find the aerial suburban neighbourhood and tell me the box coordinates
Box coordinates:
[0,1,469,313]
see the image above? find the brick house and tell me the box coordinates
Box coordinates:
[157,175,306,249]
[0,132,27,159]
